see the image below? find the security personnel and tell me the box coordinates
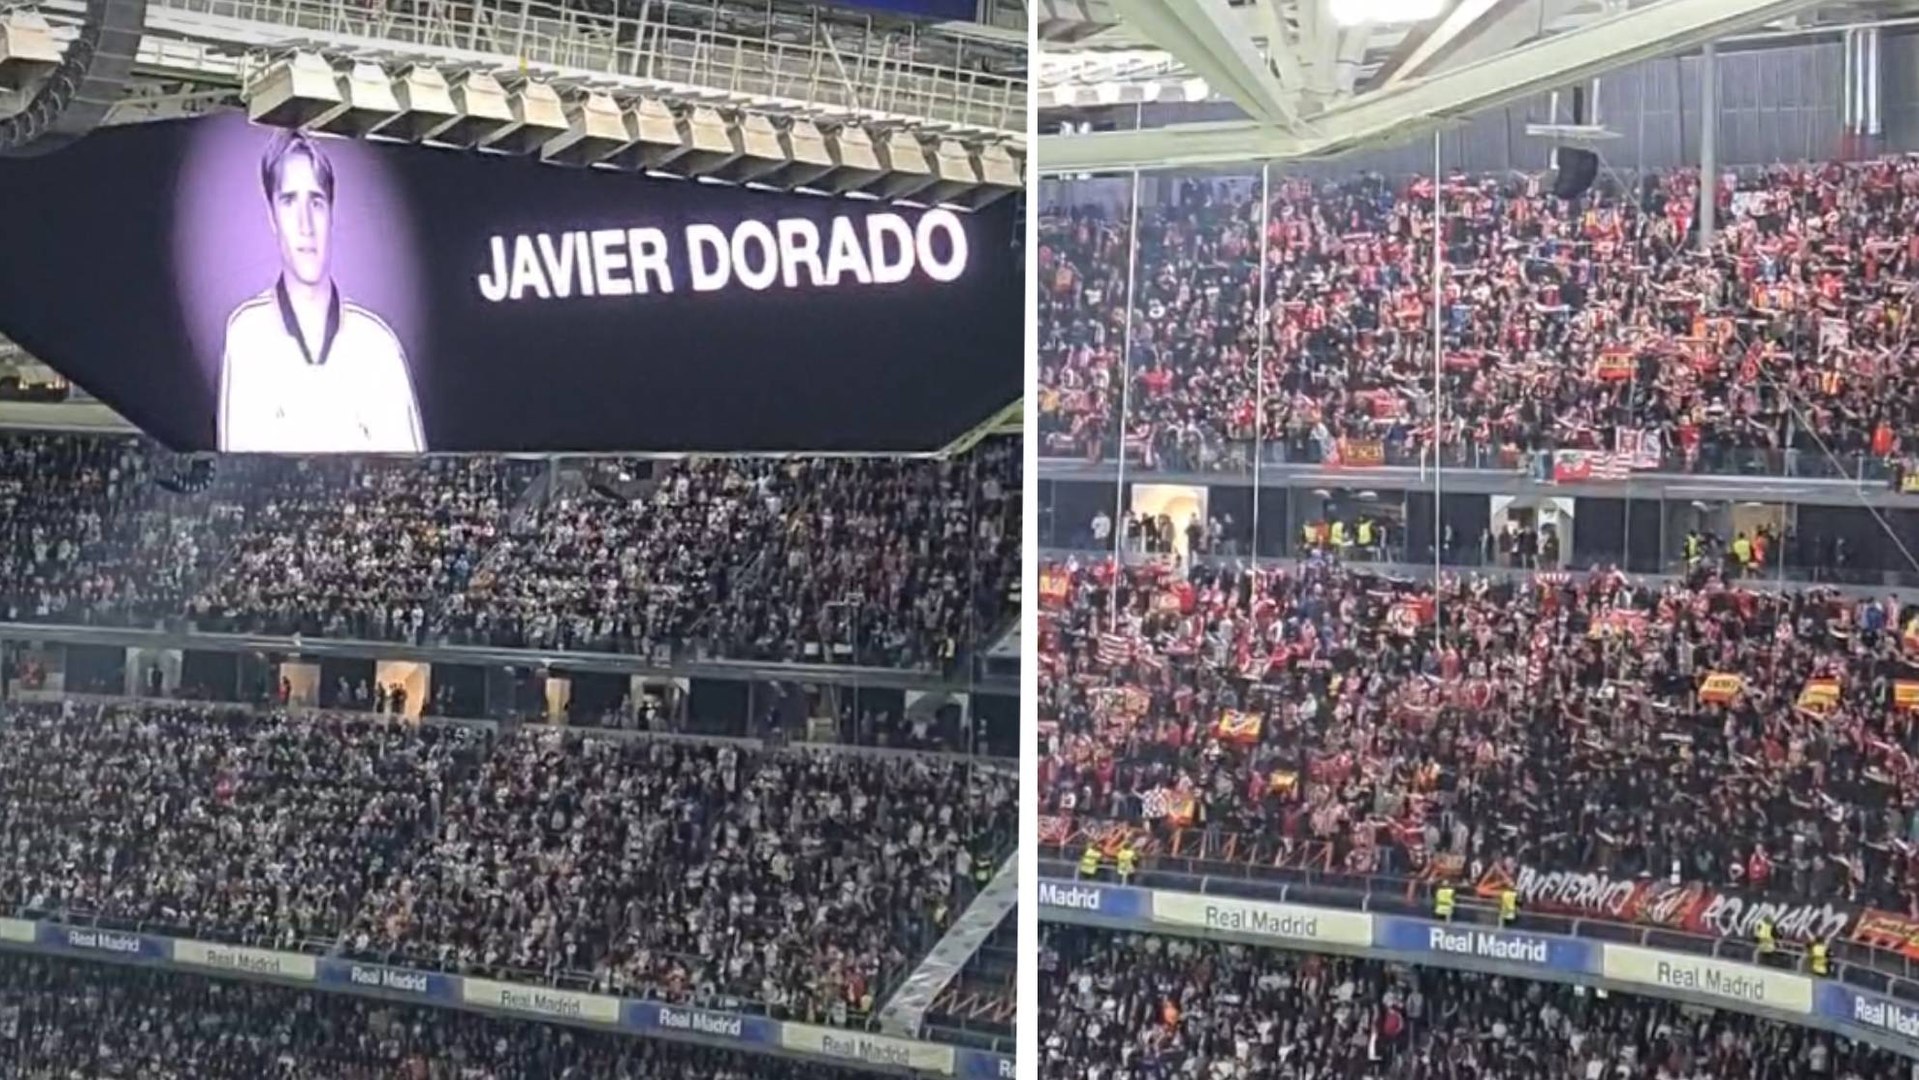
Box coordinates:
[1498,888,1518,926]
[1330,520,1349,552]
[1078,842,1102,880]
[1756,919,1776,956]
[1434,885,1456,922]
[1684,530,1702,566]
[1810,939,1830,976]
[1356,518,1375,554]
[1115,842,1138,885]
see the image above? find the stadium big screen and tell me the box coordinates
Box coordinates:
[0,114,1020,454]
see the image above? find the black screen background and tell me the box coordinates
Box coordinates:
[0,118,1022,453]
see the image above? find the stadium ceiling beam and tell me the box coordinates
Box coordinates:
[1382,0,1587,89]
[1040,0,1826,172]
[1107,0,1300,125]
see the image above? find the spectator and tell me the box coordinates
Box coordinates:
[1040,556,1919,914]
[188,456,533,644]
[0,699,1012,1029]
[344,728,1014,1026]
[0,953,875,1079]
[1041,160,1919,478]
[0,434,244,625]
[1042,926,1900,1079]
[0,700,484,948]
[0,434,1017,671]
[439,445,1020,670]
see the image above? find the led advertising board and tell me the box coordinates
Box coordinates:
[0,115,1020,453]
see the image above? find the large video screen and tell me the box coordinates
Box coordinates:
[0,115,1020,453]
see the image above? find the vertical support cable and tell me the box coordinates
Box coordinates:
[1842,28,1857,140]
[1110,163,1143,632]
[1867,28,1883,140]
[1699,42,1717,251]
[1431,131,1444,629]
[1252,162,1273,572]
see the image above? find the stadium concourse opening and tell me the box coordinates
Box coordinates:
[1037,0,1919,1073]
[0,0,1027,1073]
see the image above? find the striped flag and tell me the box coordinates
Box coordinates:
[1588,453,1631,480]
[1097,633,1132,666]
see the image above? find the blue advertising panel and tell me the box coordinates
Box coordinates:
[1374,917,1600,974]
[1818,983,1919,1051]
[36,922,168,961]
[955,1048,1017,1078]
[316,958,459,1002]
[624,1001,782,1047]
[0,113,1019,454]
[1035,879,1151,920]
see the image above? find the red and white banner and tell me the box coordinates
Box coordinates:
[1552,450,1630,483]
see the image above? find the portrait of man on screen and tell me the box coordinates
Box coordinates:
[217,130,426,453]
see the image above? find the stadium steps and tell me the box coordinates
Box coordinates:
[924,911,1015,1050]
[875,844,1018,1041]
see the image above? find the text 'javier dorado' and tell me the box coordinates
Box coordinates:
[475,208,970,302]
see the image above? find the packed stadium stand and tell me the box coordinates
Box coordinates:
[1040,157,1919,477]
[0,0,1025,1068]
[0,953,878,1079]
[1040,926,1902,1079]
[1036,1,1919,1070]
[0,437,1020,672]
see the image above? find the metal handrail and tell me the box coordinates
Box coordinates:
[1036,847,1919,1008]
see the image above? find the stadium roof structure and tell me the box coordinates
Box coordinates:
[1037,0,1919,170]
[1,0,1026,195]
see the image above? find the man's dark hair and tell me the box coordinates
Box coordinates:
[259,129,336,205]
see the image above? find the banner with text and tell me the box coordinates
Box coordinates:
[37,922,168,961]
[172,940,317,981]
[463,978,622,1025]
[1818,983,1919,1052]
[1601,945,1812,1014]
[1374,917,1597,974]
[780,1023,958,1074]
[1473,863,1854,945]
[626,1001,781,1046]
[954,1049,1017,1079]
[1151,892,1374,948]
[316,958,458,1002]
[1036,880,1152,920]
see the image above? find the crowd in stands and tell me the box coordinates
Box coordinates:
[0,954,872,1079]
[0,435,1018,670]
[0,699,1011,1027]
[0,700,488,948]
[1041,926,1901,1079]
[439,445,1021,670]
[186,457,534,644]
[0,435,243,626]
[345,727,1015,1024]
[1039,555,1919,913]
[1039,158,1919,475]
